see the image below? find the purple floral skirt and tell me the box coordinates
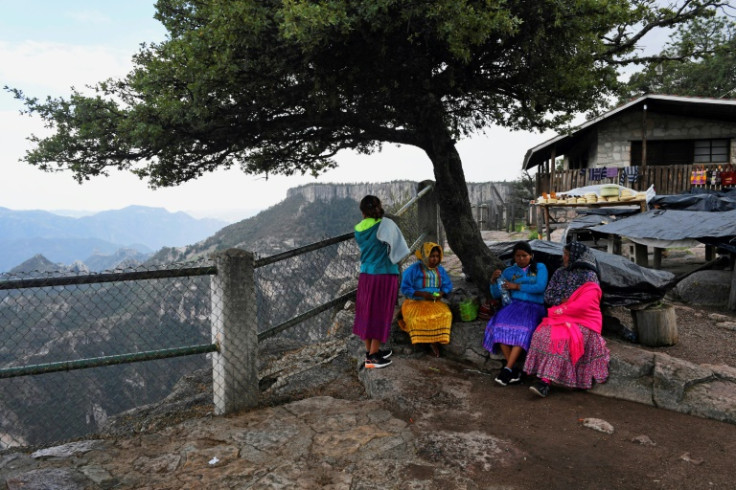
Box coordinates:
[523,323,610,389]
[483,300,546,354]
[353,273,399,343]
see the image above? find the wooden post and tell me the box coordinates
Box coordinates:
[418,180,439,244]
[536,205,544,239]
[705,245,715,262]
[607,235,622,255]
[634,243,649,267]
[211,248,259,415]
[729,253,736,311]
[633,304,678,347]
[653,248,663,269]
[550,150,557,192]
[641,103,648,190]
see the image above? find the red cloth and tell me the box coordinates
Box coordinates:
[541,282,602,365]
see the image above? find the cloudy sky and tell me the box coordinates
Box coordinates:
[1,1,670,223]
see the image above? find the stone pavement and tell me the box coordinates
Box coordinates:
[3,308,736,488]
[3,352,735,490]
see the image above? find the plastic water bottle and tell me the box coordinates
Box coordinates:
[497,277,511,306]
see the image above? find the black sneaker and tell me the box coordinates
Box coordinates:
[508,367,522,385]
[365,354,392,369]
[366,348,392,360]
[495,367,513,386]
[529,381,550,398]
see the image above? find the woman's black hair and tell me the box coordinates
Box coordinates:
[359,195,384,219]
[512,240,537,274]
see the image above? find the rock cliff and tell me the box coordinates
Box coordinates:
[287,181,515,207]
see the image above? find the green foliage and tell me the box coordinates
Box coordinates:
[6,0,722,187]
[510,170,535,203]
[617,15,736,100]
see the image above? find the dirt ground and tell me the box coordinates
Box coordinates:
[402,357,736,490]
[314,310,736,490]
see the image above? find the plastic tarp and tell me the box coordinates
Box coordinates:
[556,184,655,202]
[486,239,675,307]
[649,189,736,212]
[590,189,736,253]
[561,210,639,244]
[591,209,736,241]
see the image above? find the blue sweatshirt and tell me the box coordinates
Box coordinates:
[490,263,548,304]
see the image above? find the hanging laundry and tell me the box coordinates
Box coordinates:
[620,166,639,185]
[627,166,640,183]
[588,167,604,181]
[605,167,619,179]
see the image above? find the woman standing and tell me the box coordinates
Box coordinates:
[399,242,454,357]
[353,195,409,369]
[483,241,548,386]
[524,241,610,397]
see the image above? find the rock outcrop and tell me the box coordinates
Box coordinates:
[287,181,515,207]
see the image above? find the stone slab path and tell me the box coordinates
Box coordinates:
[3,355,735,490]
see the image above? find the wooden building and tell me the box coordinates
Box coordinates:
[523,95,736,196]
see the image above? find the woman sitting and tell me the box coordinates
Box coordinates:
[524,241,610,398]
[483,241,548,386]
[399,242,454,357]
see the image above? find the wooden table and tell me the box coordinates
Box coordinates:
[535,199,647,241]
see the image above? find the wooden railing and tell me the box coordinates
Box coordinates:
[537,163,732,196]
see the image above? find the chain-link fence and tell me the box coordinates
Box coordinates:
[0,183,436,449]
[0,265,216,449]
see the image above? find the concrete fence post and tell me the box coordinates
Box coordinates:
[210,248,258,415]
[418,180,439,244]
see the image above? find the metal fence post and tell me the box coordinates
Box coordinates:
[211,249,258,415]
[417,180,439,244]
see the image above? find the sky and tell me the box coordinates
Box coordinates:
[0,1,672,223]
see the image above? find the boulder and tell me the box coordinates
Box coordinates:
[673,270,732,306]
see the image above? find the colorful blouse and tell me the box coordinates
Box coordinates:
[400,261,453,300]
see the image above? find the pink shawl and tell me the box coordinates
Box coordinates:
[543,282,602,365]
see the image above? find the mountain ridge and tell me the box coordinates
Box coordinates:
[0,206,228,272]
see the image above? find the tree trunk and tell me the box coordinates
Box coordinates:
[420,115,503,295]
[633,304,678,347]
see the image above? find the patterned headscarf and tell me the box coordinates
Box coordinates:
[415,242,443,269]
[567,241,588,265]
[544,241,600,306]
[568,241,600,277]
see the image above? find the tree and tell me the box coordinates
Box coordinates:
[618,14,736,100]
[6,0,725,292]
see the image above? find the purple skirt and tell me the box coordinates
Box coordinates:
[353,273,399,343]
[523,323,610,389]
[483,300,546,354]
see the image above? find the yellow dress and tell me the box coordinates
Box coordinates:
[399,297,452,344]
[398,242,453,345]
